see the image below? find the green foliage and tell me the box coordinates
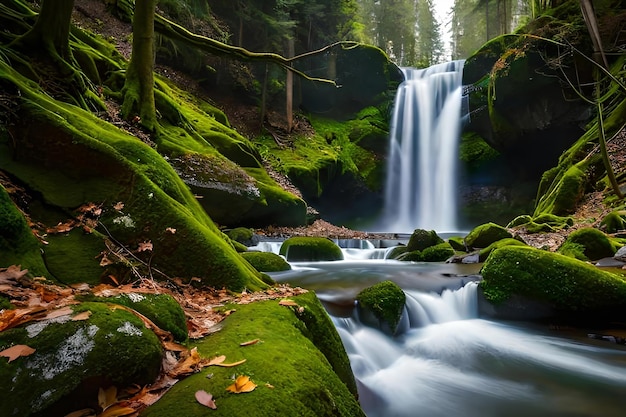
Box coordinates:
[557,227,616,261]
[507,213,574,233]
[279,237,343,262]
[600,210,626,234]
[0,302,163,416]
[480,246,626,313]
[241,252,291,272]
[142,292,363,417]
[356,280,406,335]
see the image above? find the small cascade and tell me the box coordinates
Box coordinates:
[380,60,465,233]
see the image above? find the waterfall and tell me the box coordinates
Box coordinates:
[380,61,465,233]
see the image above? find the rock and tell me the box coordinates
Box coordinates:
[478,237,527,262]
[356,280,406,336]
[406,229,444,252]
[241,251,291,272]
[480,246,626,322]
[0,302,163,416]
[614,246,626,262]
[279,236,343,262]
[464,222,512,249]
[557,227,616,261]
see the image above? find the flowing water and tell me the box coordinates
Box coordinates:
[268,257,626,417]
[380,61,465,233]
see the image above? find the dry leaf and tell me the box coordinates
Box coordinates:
[98,386,117,410]
[0,344,36,362]
[206,355,226,366]
[240,339,260,346]
[72,311,92,321]
[100,404,137,417]
[44,306,73,320]
[0,265,29,284]
[137,241,153,252]
[226,375,256,393]
[279,299,298,307]
[165,227,176,234]
[213,359,246,368]
[195,390,217,409]
[113,202,125,211]
[64,408,96,417]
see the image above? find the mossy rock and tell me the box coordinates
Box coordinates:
[600,210,626,234]
[386,245,407,259]
[225,227,255,245]
[0,185,48,276]
[480,246,626,319]
[557,227,616,261]
[464,222,512,249]
[422,242,455,262]
[356,280,406,335]
[447,236,467,251]
[279,237,343,262]
[506,215,533,228]
[479,238,527,262]
[141,292,363,417]
[241,252,291,272]
[535,165,586,216]
[406,229,444,252]
[90,293,188,342]
[0,302,163,416]
[396,250,423,262]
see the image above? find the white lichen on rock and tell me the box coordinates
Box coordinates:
[113,215,135,228]
[116,321,143,337]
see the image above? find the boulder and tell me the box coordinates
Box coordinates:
[557,227,616,261]
[279,237,343,262]
[356,280,406,336]
[406,229,444,252]
[464,222,512,249]
[241,251,291,272]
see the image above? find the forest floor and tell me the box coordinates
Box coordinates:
[72,0,626,247]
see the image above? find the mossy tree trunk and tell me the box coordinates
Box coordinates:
[16,0,74,62]
[122,0,157,131]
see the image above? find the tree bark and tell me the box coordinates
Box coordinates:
[122,0,157,131]
[17,0,75,60]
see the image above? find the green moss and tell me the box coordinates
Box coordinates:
[507,215,533,228]
[226,227,254,244]
[422,242,456,262]
[479,237,527,261]
[459,132,500,173]
[396,250,423,262]
[464,222,512,249]
[387,245,407,259]
[0,302,163,416]
[480,246,626,314]
[279,237,343,262]
[0,185,48,276]
[0,296,12,310]
[141,293,363,417]
[93,293,188,342]
[241,252,291,272]
[406,229,444,252]
[507,213,574,234]
[557,227,616,261]
[356,281,406,335]
[42,229,106,286]
[600,210,626,234]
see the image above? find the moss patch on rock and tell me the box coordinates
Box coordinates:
[465,222,512,249]
[279,237,343,262]
[406,229,444,252]
[0,302,163,417]
[557,227,616,261]
[241,251,291,272]
[141,292,363,417]
[356,280,406,335]
[600,210,626,234]
[479,237,527,261]
[480,246,626,316]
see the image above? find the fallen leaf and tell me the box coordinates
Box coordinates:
[44,306,73,320]
[278,299,298,307]
[113,202,125,211]
[165,227,176,234]
[64,408,96,417]
[195,390,217,409]
[71,311,92,321]
[239,339,260,346]
[206,355,226,366]
[100,404,136,417]
[98,386,117,411]
[265,383,275,389]
[137,241,153,252]
[226,375,256,393]
[0,344,36,362]
[0,265,29,284]
[212,359,246,368]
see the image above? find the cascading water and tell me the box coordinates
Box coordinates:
[380,61,465,233]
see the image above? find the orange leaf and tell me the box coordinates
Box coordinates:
[226,375,256,393]
[206,355,226,366]
[98,386,118,410]
[71,311,92,321]
[113,202,125,211]
[0,344,36,362]
[64,408,96,417]
[240,339,260,346]
[279,299,298,306]
[213,358,246,367]
[44,306,73,320]
[137,241,153,252]
[165,227,176,234]
[99,404,137,417]
[195,390,217,409]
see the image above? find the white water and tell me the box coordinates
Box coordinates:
[380,61,465,233]
[332,282,626,417]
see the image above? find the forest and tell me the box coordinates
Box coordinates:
[1,0,626,416]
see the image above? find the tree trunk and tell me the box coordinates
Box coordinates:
[17,0,74,60]
[122,0,157,131]
[286,37,294,133]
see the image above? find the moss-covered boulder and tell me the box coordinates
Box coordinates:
[241,251,291,272]
[464,222,512,249]
[356,281,406,335]
[480,246,626,322]
[478,237,527,261]
[421,242,455,262]
[225,227,255,246]
[406,229,444,252]
[447,236,467,251]
[507,213,574,233]
[386,245,407,259]
[141,292,363,417]
[0,302,163,416]
[557,227,616,261]
[91,293,188,342]
[600,210,626,234]
[279,237,343,262]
